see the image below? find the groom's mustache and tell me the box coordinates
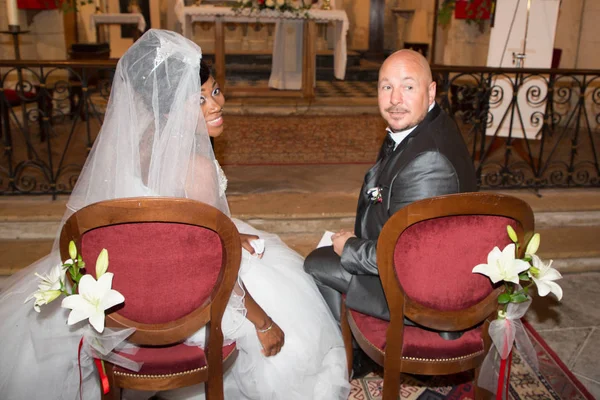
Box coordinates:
[386,107,409,113]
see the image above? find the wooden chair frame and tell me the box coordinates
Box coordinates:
[341,192,535,400]
[59,197,242,400]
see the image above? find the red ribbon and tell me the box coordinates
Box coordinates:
[95,358,110,394]
[496,349,513,400]
[78,337,84,400]
[77,336,110,399]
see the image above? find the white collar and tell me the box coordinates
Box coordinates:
[386,102,435,148]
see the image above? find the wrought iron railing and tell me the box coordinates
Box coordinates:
[434,65,600,189]
[1,60,599,197]
[0,60,116,198]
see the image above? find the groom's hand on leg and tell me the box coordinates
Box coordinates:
[332,230,355,256]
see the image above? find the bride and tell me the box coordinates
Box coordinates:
[0,29,349,400]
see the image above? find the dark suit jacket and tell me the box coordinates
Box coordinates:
[342,103,478,319]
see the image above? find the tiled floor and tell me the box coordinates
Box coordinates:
[526,271,600,398]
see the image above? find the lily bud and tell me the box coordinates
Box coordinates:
[40,289,62,303]
[525,233,540,256]
[69,240,77,260]
[96,249,109,278]
[506,225,518,243]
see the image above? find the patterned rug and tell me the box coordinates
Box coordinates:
[348,320,594,400]
[214,114,388,165]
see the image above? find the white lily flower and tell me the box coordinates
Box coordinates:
[25,264,67,311]
[525,233,541,258]
[96,249,109,278]
[529,254,563,301]
[61,273,124,333]
[472,243,530,284]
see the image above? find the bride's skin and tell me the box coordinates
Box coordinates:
[200,74,285,357]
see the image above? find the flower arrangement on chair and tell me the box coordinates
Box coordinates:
[472,226,563,399]
[26,241,124,331]
[26,242,141,395]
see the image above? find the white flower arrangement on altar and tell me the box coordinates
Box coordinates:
[472,225,563,399]
[26,241,124,333]
[232,0,316,16]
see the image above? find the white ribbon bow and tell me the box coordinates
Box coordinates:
[477,297,538,398]
[64,327,142,398]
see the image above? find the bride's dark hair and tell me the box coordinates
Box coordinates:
[200,60,211,85]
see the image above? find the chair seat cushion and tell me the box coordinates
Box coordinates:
[114,342,236,376]
[350,309,484,360]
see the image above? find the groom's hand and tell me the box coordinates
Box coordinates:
[332,230,356,256]
[240,233,263,259]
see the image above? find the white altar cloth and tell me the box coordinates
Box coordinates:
[90,13,146,33]
[174,3,349,89]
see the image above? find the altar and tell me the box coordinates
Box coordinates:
[174,3,349,98]
[90,13,147,43]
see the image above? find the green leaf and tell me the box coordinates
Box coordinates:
[519,272,531,281]
[498,293,511,304]
[511,293,528,303]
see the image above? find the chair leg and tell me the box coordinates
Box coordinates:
[101,364,121,400]
[381,357,402,400]
[205,345,225,400]
[474,365,492,400]
[340,298,353,379]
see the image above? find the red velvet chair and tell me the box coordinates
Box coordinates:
[341,192,535,400]
[59,197,242,400]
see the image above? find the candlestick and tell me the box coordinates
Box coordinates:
[6,0,19,29]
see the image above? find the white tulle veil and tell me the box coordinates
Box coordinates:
[0,29,231,399]
[68,28,229,217]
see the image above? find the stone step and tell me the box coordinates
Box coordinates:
[2,188,600,279]
[2,223,599,278]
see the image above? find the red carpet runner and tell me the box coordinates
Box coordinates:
[348,320,594,399]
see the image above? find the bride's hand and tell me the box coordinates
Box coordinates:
[240,233,263,259]
[256,319,285,357]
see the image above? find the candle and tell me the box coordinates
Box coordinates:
[6,0,19,27]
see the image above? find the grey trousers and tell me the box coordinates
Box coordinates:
[304,246,463,341]
[303,246,353,325]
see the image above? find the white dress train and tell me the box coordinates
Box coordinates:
[0,223,350,400]
[133,218,350,400]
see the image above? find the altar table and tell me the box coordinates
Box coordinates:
[174,4,349,97]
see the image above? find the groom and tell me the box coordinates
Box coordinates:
[304,50,478,347]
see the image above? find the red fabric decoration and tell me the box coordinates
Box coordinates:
[17,0,59,10]
[350,309,484,359]
[393,215,516,311]
[454,0,491,20]
[114,342,236,375]
[3,89,37,106]
[81,222,222,324]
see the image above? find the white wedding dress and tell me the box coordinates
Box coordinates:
[0,164,349,400]
[0,29,349,400]
[126,164,350,400]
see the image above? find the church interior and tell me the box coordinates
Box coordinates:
[1,0,599,398]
